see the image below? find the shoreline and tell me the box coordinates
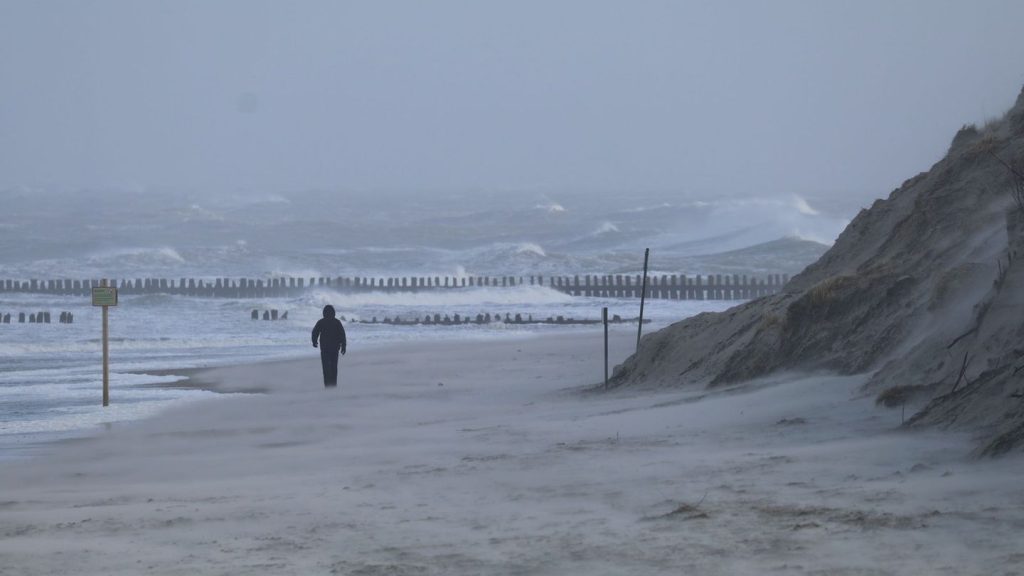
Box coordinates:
[2,327,638,463]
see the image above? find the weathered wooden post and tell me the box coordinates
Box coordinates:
[637,248,649,352]
[92,279,117,407]
[603,306,609,389]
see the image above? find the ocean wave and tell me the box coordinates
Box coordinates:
[534,202,566,213]
[592,221,620,235]
[87,246,186,264]
[621,202,672,213]
[514,243,547,257]
[259,261,328,280]
[792,195,820,216]
[181,204,225,222]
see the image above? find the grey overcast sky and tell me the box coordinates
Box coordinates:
[1,1,1022,201]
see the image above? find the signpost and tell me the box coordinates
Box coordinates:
[92,280,117,406]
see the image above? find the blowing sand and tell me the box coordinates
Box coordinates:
[1,329,1022,575]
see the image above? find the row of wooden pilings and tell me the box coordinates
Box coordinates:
[0,311,75,323]
[0,273,788,300]
[352,312,649,326]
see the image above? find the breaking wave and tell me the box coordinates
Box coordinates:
[88,246,186,264]
[301,285,574,308]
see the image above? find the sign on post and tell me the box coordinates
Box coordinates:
[92,282,117,406]
[92,285,118,307]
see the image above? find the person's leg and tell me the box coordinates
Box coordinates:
[329,351,339,386]
[320,348,334,386]
[330,347,340,385]
[323,344,339,385]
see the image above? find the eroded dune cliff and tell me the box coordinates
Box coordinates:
[611,86,1024,454]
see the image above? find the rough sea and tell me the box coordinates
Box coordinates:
[0,188,849,458]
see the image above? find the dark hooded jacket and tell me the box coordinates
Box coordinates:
[312,305,347,352]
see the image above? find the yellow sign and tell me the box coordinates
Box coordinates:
[92,286,118,307]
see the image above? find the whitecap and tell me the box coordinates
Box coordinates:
[792,195,820,216]
[535,202,566,213]
[515,243,547,257]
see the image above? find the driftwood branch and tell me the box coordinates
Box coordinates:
[951,351,972,394]
[946,327,977,350]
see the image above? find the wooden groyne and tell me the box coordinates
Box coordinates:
[352,312,650,326]
[0,273,788,301]
[0,311,74,324]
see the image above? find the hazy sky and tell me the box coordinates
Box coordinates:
[2,1,1022,202]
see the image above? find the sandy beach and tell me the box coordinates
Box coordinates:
[1,329,1023,575]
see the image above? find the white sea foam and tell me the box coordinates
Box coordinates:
[183,204,225,221]
[514,243,546,257]
[0,388,223,436]
[260,262,328,280]
[535,202,566,213]
[302,285,574,308]
[87,246,186,264]
[793,194,821,216]
[622,202,672,213]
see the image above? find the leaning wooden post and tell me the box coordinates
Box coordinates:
[636,248,650,352]
[603,306,609,389]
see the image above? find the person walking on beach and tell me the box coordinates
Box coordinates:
[312,305,347,387]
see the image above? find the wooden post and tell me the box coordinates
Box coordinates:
[102,283,109,406]
[95,279,113,406]
[637,248,649,352]
[603,306,609,389]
